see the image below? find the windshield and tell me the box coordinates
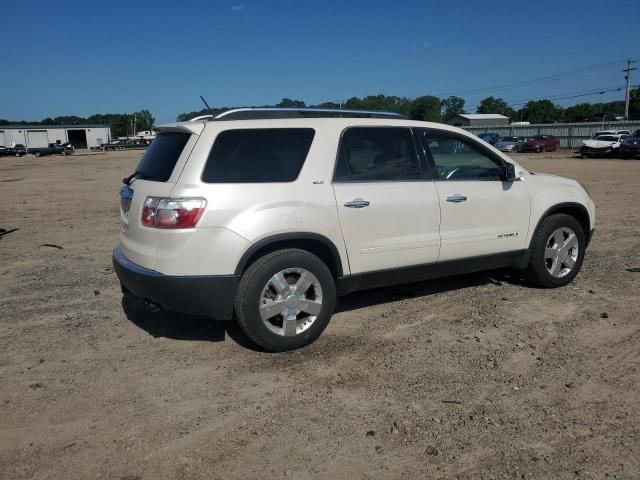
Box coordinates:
[594,135,618,141]
[531,135,546,140]
[133,132,191,182]
[499,136,518,142]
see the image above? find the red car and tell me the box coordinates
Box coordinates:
[523,135,560,153]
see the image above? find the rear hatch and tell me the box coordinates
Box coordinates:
[119,123,204,270]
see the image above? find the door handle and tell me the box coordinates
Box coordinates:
[446,194,467,203]
[344,198,370,208]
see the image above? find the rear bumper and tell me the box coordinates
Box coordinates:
[112,246,239,320]
[587,228,595,247]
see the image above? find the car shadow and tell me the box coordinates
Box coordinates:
[335,268,524,313]
[122,268,525,349]
[121,294,264,351]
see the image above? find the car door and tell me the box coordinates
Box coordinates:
[332,126,440,275]
[416,128,530,262]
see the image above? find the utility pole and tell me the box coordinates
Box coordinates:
[623,59,637,119]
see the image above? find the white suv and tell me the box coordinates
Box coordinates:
[113,108,595,351]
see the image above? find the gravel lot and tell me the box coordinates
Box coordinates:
[0,149,639,479]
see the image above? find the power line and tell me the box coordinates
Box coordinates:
[466,84,638,112]
[507,85,627,106]
[435,59,629,97]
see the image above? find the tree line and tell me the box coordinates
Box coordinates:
[0,110,155,138]
[2,89,637,136]
[178,89,640,124]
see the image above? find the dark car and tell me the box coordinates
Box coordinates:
[478,133,500,145]
[5,144,27,157]
[620,129,640,158]
[523,135,560,153]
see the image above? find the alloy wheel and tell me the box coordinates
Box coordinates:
[259,268,323,336]
[544,227,579,278]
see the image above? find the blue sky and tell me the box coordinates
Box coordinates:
[3,0,639,123]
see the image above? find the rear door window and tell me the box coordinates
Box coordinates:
[334,127,422,182]
[134,132,191,182]
[202,128,315,183]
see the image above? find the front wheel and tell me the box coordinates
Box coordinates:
[234,249,336,351]
[524,213,586,288]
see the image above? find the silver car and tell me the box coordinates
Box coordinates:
[495,136,527,153]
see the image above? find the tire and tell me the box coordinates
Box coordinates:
[524,213,586,288]
[234,248,337,351]
[537,146,543,153]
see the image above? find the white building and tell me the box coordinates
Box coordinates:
[0,124,111,149]
[446,114,510,127]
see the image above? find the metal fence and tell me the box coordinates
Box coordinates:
[464,121,640,149]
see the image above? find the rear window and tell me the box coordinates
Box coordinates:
[202,128,314,183]
[134,132,191,182]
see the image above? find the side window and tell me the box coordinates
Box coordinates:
[420,131,505,181]
[334,127,421,182]
[202,128,314,183]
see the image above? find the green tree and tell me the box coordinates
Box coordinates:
[564,103,596,122]
[277,98,306,108]
[316,101,340,109]
[441,96,465,122]
[477,96,516,119]
[408,96,441,122]
[521,100,564,123]
[135,110,155,131]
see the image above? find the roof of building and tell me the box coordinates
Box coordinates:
[455,114,509,120]
[0,124,110,129]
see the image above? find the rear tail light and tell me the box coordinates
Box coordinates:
[141,197,207,229]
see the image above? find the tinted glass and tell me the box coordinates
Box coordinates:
[420,132,504,181]
[334,127,421,181]
[202,128,314,183]
[135,132,191,182]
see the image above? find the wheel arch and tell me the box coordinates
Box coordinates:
[530,202,591,246]
[234,233,344,279]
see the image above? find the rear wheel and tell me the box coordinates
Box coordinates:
[524,213,585,288]
[234,249,336,351]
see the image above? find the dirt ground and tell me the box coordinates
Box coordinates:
[0,149,638,480]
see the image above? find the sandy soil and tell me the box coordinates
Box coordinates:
[0,149,638,480]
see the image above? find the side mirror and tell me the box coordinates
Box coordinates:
[504,162,524,181]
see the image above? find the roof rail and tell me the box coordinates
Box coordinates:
[189,114,215,121]
[210,108,407,121]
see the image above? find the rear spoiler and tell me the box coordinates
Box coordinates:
[153,122,205,135]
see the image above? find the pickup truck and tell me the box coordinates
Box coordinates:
[28,143,74,157]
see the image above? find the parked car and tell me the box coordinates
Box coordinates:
[113,108,595,351]
[523,135,560,152]
[477,132,500,145]
[591,129,631,138]
[619,129,640,158]
[580,134,629,158]
[495,136,527,153]
[28,142,74,157]
[5,144,27,157]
